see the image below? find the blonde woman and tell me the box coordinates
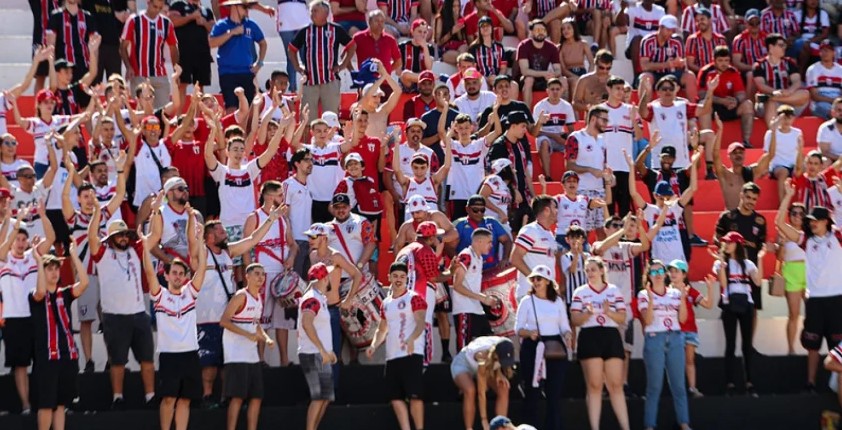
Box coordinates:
[450,336,516,430]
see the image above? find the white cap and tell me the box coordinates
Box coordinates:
[163,177,187,195]
[527,264,555,283]
[363,83,385,96]
[344,152,364,167]
[659,15,678,29]
[303,223,331,237]
[322,111,340,129]
[406,194,432,213]
[491,158,513,174]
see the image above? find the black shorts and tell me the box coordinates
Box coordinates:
[32,359,78,409]
[219,73,256,110]
[713,103,740,121]
[158,351,202,400]
[312,200,332,223]
[223,362,264,399]
[520,76,548,91]
[576,326,625,360]
[455,313,493,351]
[3,317,34,368]
[385,354,424,400]
[102,312,155,365]
[178,56,212,87]
[197,323,224,367]
[434,283,451,313]
[801,295,842,351]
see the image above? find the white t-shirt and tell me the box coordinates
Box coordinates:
[637,287,682,333]
[0,249,39,318]
[644,203,686,263]
[92,243,146,315]
[26,116,70,166]
[210,161,261,227]
[458,336,512,374]
[793,9,830,41]
[276,1,310,32]
[625,3,665,49]
[196,249,235,325]
[569,283,626,328]
[95,182,122,225]
[133,139,172,207]
[515,295,571,336]
[555,193,589,233]
[44,151,77,210]
[764,127,802,168]
[1,159,31,188]
[448,138,489,200]
[297,288,332,354]
[283,176,313,241]
[513,221,557,300]
[597,242,636,305]
[533,97,576,135]
[452,247,485,315]
[818,120,842,158]
[455,91,497,123]
[806,62,842,103]
[602,102,636,172]
[381,289,427,361]
[646,99,693,169]
[305,142,345,202]
[387,143,435,199]
[482,174,511,223]
[566,129,606,191]
[712,259,758,304]
[152,283,200,353]
[12,183,48,238]
[799,229,842,298]
[447,75,489,98]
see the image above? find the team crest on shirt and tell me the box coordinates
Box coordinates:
[398,300,406,309]
[676,111,684,120]
[660,113,667,121]
[596,314,606,326]
[664,318,673,328]
[345,224,354,234]
[726,81,733,90]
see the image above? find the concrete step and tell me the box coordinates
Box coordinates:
[0,36,35,63]
[0,8,33,36]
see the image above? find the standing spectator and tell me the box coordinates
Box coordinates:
[761,0,800,42]
[447,110,498,218]
[120,0,179,109]
[515,265,572,430]
[29,0,61,93]
[47,0,98,109]
[208,0,267,112]
[639,15,697,101]
[378,0,419,37]
[806,41,842,120]
[617,0,664,78]
[450,337,516,430]
[477,75,536,137]
[327,193,378,279]
[49,37,100,117]
[683,8,727,75]
[0,48,50,135]
[533,78,575,182]
[601,76,638,216]
[710,117,775,210]
[451,228,496,350]
[331,0,368,35]
[283,149,314,277]
[753,33,811,126]
[680,0,728,37]
[819,98,842,162]
[638,260,691,430]
[713,232,765,397]
[402,70,436,120]
[516,20,562,108]
[29,247,89,430]
[486,111,539,232]
[775,201,807,355]
[509,195,558,300]
[353,11,403,80]
[671,261,715,399]
[565,106,610,239]
[366,262,427,430]
[397,19,433,92]
[698,47,755,151]
[453,195,513,270]
[169,0,215,104]
[732,9,766,97]
[277,0,311,92]
[82,0,127,83]
[454,69,498,124]
[765,105,804,203]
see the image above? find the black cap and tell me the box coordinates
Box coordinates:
[807,206,833,223]
[505,111,529,125]
[694,6,712,18]
[478,16,493,26]
[660,146,676,158]
[467,194,486,206]
[54,59,75,71]
[493,74,512,86]
[495,339,516,369]
[332,193,351,206]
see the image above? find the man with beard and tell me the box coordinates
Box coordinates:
[712,115,776,210]
[454,68,497,124]
[453,195,512,271]
[88,203,158,408]
[396,194,459,251]
[516,20,562,108]
[565,106,611,240]
[124,115,173,210]
[698,47,756,155]
[572,49,614,118]
[683,8,727,75]
[61,147,128,374]
[639,15,698,102]
[403,71,437,121]
[198,204,282,402]
[148,177,197,275]
[283,149,314,278]
[328,193,377,279]
[818,98,842,162]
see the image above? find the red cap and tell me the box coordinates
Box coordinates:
[820,39,834,51]
[339,108,352,121]
[35,89,56,104]
[418,70,435,83]
[727,142,745,154]
[141,115,161,126]
[308,262,330,281]
[416,221,445,238]
[0,188,10,199]
[721,231,745,244]
[411,18,427,33]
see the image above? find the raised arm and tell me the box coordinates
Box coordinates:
[256,109,287,169]
[711,114,725,178]
[625,149,647,209]
[104,154,129,216]
[35,199,55,255]
[61,151,77,221]
[87,203,103,258]
[776,178,801,242]
[228,204,282,257]
[140,226,162,296]
[204,119,220,171]
[190,213,208,290]
[0,205,28,259]
[677,147,701,207]
[67,241,89,297]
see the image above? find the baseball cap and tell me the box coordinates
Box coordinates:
[694,6,712,18]
[54,59,75,71]
[0,188,11,199]
[745,9,761,22]
[489,416,513,430]
[406,194,432,213]
[411,152,430,163]
[491,158,512,174]
[820,39,834,51]
[721,231,745,244]
[478,16,493,27]
[493,74,513,86]
[562,171,579,183]
[495,339,516,369]
[141,115,161,127]
[322,111,340,129]
[416,221,445,238]
[410,18,427,32]
[35,89,56,104]
[668,259,689,273]
[659,15,679,30]
[405,117,427,130]
[660,146,677,158]
[807,206,834,223]
[467,194,486,206]
[332,193,351,206]
[344,152,363,167]
[363,82,385,97]
[304,223,331,237]
[654,181,675,197]
[308,262,330,281]
[163,177,187,195]
[528,264,555,283]
[777,104,796,115]
[418,70,435,83]
[727,142,746,154]
[506,111,529,125]
[463,67,482,80]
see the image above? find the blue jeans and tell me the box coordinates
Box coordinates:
[812,101,833,120]
[279,30,299,91]
[520,337,568,430]
[643,330,689,428]
[328,305,342,390]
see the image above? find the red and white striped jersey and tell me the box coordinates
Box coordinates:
[570,283,626,328]
[68,207,112,275]
[223,289,263,363]
[152,283,200,353]
[625,4,664,49]
[639,33,684,73]
[469,42,506,77]
[680,4,728,35]
[120,12,177,77]
[733,30,767,68]
[760,7,799,39]
[398,40,433,74]
[377,0,419,23]
[684,32,727,69]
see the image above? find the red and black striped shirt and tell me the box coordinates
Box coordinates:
[398,40,433,74]
[733,30,767,67]
[48,7,96,68]
[639,33,684,73]
[30,288,79,362]
[684,31,727,69]
[289,23,354,86]
[33,0,61,45]
[469,42,506,77]
[753,56,799,90]
[760,7,799,38]
[120,12,177,77]
[377,0,419,24]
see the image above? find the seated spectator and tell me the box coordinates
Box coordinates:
[436,0,469,65]
[378,0,419,37]
[469,16,516,90]
[683,8,727,75]
[398,19,434,92]
[680,0,729,38]
[732,9,766,97]
[806,41,842,120]
[573,0,609,50]
[331,0,368,35]
[753,33,810,126]
[559,18,593,102]
[527,0,574,44]
[517,20,563,108]
[698,46,755,149]
[639,15,697,102]
[533,78,576,181]
[403,70,437,121]
[792,0,830,71]
[353,11,402,91]
[572,49,613,116]
[464,0,514,45]
[454,68,498,124]
[617,0,664,78]
[818,98,842,162]
[447,53,490,98]
[761,0,800,53]
[765,105,805,202]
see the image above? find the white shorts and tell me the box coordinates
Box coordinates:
[77,275,100,322]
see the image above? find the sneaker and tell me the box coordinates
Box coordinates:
[200,396,220,410]
[743,140,753,149]
[725,384,736,397]
[441,353,453,364]
[746,384,759,398]
[145,396,159,408]
[689,235,708,247]
[84,360,95,373]
[705,170,717,180]
[20,408,31,416]
[111,398,125,411]
[688,387,704,398]
[805,383,818,394]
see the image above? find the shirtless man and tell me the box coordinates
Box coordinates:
[572,50,613,116]
[712,114,777,210]
[395,194,459,251]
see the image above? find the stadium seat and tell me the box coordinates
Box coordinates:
[502,36,521,50]
[431,61,457,78]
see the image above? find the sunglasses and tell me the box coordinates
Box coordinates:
[649,268,666,276]
[144,125,161,131]
[470,206,486,213]
[610,223,624,228]
[18,174,35,179]
[2,140,17,146]
[658,86,676,92]
[175,186,189,192]
[790,210,805,216]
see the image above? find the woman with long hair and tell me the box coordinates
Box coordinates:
[478,158,521,233]
[793,0,830,72]
[468,17,519,99]
[515,264,572,430]
[558,18,594,102]
[639,259,691,430]
[714,231,765,397]
[450,336,516,430]
[776,202,807,355]
[435,0,468,65]
[570,257,630,430]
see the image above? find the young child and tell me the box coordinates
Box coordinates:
[539,171,608,251]
[560,225,591,306]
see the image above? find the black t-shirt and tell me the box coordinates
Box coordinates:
[478,100,534,134]
[29,288,78,363]
[487,134,533,197]
[82,0,128,45]
[169,0,215,58]
[715,209,768,264]
[641,167,690,201]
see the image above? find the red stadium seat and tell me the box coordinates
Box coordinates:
[795,116,824,148]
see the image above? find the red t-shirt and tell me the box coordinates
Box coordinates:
[697,64,745,98]
[165,138,206,196]
[516,39,560,75]
[253,138,291,186]
[334,0,366,22]
[355,135,383,189]
[352,30,401,73]
[679,287,703,333]
[403,95,437,121]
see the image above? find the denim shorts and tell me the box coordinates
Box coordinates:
[450,351,473,379]
[684,331,700,348]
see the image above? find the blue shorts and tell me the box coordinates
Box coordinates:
[198,323,224,367]
[684,331,700,348]
[450,351,474,379]
[770,165,794,178]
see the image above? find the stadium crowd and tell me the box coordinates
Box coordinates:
[3,0,842,429]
